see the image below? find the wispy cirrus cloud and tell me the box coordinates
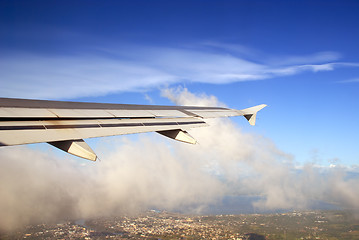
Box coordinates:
[0,43,357,99]
[338,77,359,83]
[201,42,342,65]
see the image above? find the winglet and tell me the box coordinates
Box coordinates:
[239,104,267,126]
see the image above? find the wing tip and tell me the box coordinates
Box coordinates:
[242,104,267,126]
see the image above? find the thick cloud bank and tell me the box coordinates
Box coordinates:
[1,88,359,231]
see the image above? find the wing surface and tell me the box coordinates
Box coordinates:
[0,97,266,160]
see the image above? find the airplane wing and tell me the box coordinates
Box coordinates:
[0,97,266,161]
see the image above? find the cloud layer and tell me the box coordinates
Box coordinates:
[1,88,359,232]
[0,44,352,99]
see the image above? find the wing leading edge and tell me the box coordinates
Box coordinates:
[0,97,266,161]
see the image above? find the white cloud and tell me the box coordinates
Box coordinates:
[338,77,359,83]
[0,44,355,99]
[1,88,359,232]
[266,51,341,66]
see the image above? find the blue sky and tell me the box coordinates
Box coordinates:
[1,0,359,166]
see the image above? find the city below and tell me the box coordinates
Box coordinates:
[2,210,359,240]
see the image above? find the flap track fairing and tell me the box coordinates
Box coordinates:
[48,139,97,161]
[157,129,197,144]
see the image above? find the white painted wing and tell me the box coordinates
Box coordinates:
[0,118,207,146]
[0,97,266,160]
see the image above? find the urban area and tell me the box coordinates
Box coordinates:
[2,210,359,240]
